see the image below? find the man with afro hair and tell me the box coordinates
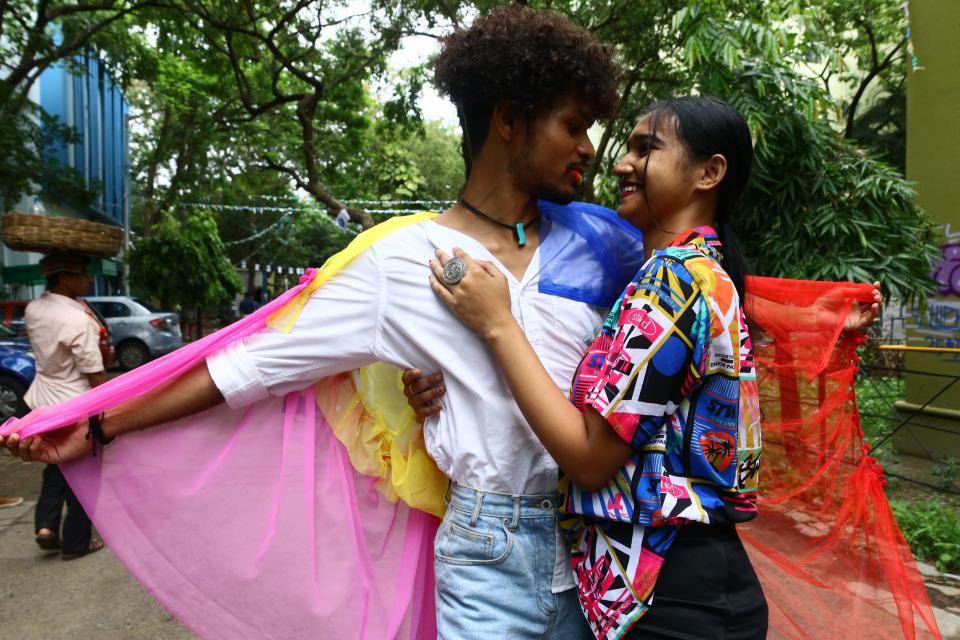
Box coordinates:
[3,6,626,639]
[433,5,621,181]
[418,6,623,638]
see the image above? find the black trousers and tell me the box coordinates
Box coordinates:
[34,464,92,554]
[626,524,768,640]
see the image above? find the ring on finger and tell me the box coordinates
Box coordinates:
[440,257,467,285]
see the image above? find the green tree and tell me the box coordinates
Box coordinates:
[783,0,910,169]
[399,119,465,200]
[127,207,241,336]
[166,0,435,227]
[125,1,445,234]
[509,0,933,301]
[669,1,936,300]
[0,0,158,209]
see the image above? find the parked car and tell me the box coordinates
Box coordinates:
[83,296,182,370]
[0,324,34,420]
[0,299,28,335]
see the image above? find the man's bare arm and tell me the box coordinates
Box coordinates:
[2,362,224,463]
[101,362,224,439]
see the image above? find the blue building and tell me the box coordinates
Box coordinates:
[1,49,130,296]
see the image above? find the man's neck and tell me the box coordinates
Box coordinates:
[434,177,541,280]
[48,287,76,300]
[458,167,540,227]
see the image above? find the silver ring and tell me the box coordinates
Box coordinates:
[441,257,467,285]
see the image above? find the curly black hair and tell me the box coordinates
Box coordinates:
[435,5,622,157]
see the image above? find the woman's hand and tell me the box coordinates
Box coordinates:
[401,368,446,418]
[429,248,514,341]
[1,422,90,464]
[843,281,883,333]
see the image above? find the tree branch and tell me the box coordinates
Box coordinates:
[845,37,906,138]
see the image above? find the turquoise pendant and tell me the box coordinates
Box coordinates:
[515,223,526,247]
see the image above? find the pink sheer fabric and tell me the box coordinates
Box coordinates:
[2,270,439,639]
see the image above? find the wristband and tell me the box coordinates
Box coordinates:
[85,413,114,458]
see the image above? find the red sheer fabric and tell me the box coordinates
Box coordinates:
[743,276,941,640]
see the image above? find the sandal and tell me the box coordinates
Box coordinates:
[35,531,61,550]
[62,538,104,561]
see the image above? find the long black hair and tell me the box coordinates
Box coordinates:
[642,96,753,297]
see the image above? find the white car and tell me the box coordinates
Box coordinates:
[83,296,183,370]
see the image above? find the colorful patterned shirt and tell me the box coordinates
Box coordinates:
[561,226,762,639]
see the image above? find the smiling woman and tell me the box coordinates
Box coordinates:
[614,98,753,296]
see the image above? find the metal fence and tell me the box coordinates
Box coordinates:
[858,302,960,495]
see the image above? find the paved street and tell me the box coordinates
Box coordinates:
[2,449,960,639]
[0,455,192,639]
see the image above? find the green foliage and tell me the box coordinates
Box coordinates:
[891,499,960,574]
[772,0,909,169]
[332,118,464,201]
[933,458,960,494]
[286,212,355,267]
[669,1,938,303]
[403,120,466,200]
[225,209,355,275]
[0,103,100,210]
[0,0,145,209]
[127,208,241,311]
[855,375,903,442]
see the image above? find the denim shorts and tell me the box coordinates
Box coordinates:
[434,483,593,640]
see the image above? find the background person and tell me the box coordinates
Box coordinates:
[27,253,108,560]
[238,291,258,317]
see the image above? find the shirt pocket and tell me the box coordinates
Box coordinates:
[549,296,602,349]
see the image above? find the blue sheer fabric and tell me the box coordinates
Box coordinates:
[538,200,646,307]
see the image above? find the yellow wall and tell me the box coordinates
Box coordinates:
[899,1,960,453]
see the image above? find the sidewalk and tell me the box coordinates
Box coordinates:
[921,562,960,639]
[0,455,192,639]
[2,452,959,638]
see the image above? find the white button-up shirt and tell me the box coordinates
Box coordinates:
[207,221,603,590]
[24,292,103,409]
[208,220,603,494]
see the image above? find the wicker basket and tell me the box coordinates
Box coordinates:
[1,211,123,257]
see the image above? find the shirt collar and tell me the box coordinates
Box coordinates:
[42,291,87,310]
[667,225,724,262]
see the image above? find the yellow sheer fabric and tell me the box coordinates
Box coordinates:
[267,211,447,517]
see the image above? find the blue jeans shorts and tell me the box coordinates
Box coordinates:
[434,483,593,640]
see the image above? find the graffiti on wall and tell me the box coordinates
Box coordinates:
[907,300,960,351]
[907,223,960,353]
[933,224,960,297]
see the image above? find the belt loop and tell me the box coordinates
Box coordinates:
[510,496,520,531]
[470,490,484,527]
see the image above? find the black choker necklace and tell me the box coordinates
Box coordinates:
[458,198,537,247]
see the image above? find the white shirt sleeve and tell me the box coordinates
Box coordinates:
[207,246,384,409]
